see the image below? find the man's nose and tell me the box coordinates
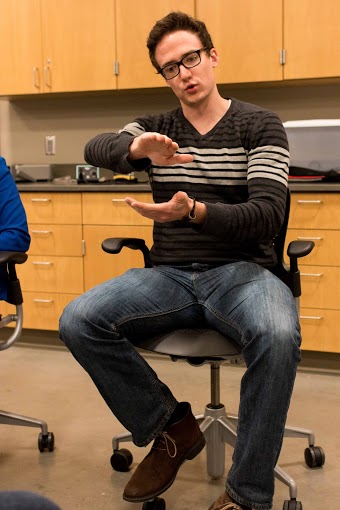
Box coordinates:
[178,64,192,78]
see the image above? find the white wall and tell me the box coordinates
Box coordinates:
[1,81,340,165]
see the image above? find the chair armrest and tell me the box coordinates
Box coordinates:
[0,251,27,306]
[101,237,152,267]
[287,240,315,274]
[287,240,315,260]
[0,252,26,350]
[284,240,315,298]
[0,251,28,266]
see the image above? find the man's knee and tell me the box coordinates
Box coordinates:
[59,296,89,348]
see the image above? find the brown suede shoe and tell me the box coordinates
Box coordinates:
[208,491,252,510]
[123,402,205,502]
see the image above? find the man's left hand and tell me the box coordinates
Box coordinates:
[125,191,192,223]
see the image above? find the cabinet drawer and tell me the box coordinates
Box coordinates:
[286,229,340,266]
[300,265,340,310]
[83,225,153,290]
[22,292,79,331]
[82,193,153,225]
[19,256,84,294]
[300,308,340,353]
[289,193,340,229]
[21,193,82,224]
[29,224,83,256]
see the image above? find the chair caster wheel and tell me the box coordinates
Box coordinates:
[142,498,166,510]
[110,448,133,471]
[304,445,325,468]
[283,499,303,510]
[38,432,55,452]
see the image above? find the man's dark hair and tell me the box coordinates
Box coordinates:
[147,11,214,71]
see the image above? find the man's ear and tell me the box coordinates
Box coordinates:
[209,48,219,68]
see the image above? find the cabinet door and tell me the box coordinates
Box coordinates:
[115,0,195,89]
[40,0,117,92]
[196,0,283,84]
[284,0,340,79]
[0,0,42,95]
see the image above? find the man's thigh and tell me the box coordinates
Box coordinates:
[196,262,299,344]
[72,266,203,342]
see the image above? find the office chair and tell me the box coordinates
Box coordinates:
[0,251,54,452]
[101,192,325,510]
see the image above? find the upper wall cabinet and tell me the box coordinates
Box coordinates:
[40,0,117,93]
[196,0,284,84]
[0,0,117,95]
[115,0,195,90]
[1,0,42,95]
[283,0,340,80]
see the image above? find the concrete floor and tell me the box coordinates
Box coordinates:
[1,341,339,510]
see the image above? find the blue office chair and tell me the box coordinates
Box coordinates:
[101,192,325,510]
[0,251,54,452]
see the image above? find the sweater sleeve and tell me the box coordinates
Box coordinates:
[0,157,31,300]
[0,158,31,252]
[84,120,152,173]
[195,112,289,242]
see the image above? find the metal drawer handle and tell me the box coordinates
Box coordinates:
[31,230,51,234]
[112,199,126,203]
[300,315,323,320]
[33,299,54,303]
[33,66,40,88]
[31,198,51,202]
[297,200,323,204]
[32,261,53,266]
[300,272,323,277]
[297,236,323,241]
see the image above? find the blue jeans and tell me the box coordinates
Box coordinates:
[59,261,301,510]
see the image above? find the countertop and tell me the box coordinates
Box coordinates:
[16,181,340,193]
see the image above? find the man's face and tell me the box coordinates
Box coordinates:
[154,30,218,107]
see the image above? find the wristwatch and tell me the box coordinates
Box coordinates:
[187,196,196,221]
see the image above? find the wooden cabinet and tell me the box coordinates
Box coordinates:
[19,193,84,330]
[82,193,153,290]
[0,0,117,95]
[284,0,340,80]
[0,0,42,95]
[3,0,340,95]
[14,191,153,330]
[115,0,195,89]
[40,0,117,93]
[196,0,283,84]
[286,193,340,353]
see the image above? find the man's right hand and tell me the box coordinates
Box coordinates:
[128,132,194,166]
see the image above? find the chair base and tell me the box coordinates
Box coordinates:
[0,409,55,452]
[0,409,48,434]
[112,403,318,501]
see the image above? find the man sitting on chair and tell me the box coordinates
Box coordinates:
[60,12,300,510]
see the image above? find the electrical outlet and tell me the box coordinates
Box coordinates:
[45,135,56,155]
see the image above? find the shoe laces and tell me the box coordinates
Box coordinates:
[152,431,177,458]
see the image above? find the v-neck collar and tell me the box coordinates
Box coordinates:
[178,98,234,138]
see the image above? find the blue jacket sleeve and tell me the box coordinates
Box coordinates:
[0,157,31,300]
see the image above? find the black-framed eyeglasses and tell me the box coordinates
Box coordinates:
[158,47,208,80]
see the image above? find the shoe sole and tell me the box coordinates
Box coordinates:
[123,433,206,502]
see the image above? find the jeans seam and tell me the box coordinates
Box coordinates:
[114,301,197,328]
[201,301,244,344]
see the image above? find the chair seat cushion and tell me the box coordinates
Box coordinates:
[139,329,242,360]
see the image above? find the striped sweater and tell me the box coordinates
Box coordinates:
[84,98,289,268]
